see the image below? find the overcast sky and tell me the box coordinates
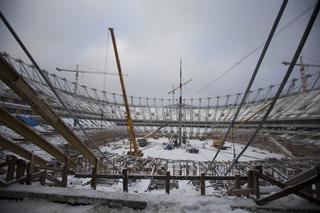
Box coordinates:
[1,0,319,99]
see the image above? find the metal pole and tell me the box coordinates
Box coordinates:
[225,0,320,175]
[75,64,79,94]
[299,56,307,92]
[204,0,288,174]
[178,58,182,147]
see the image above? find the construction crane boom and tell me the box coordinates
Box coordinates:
[282,61,320,67]
[282,56,320,92]
[56,65,126,94]
[168,78,192,94]
[56,67,126,76]
[141,122,169,140]
[213,102,271,148]
[109,27,142,157]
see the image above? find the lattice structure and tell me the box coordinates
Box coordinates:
[1,53,320,137]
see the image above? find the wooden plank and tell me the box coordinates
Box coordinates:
[30,170,45,180]
[33,165,67,172]
[268,136,294,158]
[257,175,320,205]
[259,173,320,203]
[0,161,8,168]
[2,170,44,186]
[3,176,27,186]
[45,173,62,186]
[285,167,317,186]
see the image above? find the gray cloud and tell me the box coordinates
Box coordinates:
[0,0,319,99]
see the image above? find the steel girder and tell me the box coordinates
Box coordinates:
[0,134,48,167]
[0,107,75,167]
[0,56,98,165]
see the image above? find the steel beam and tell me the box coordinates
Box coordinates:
[0,135,48,167]
[0,107,75,167]
[207,0,288,172]
[226,0,320,174]
[0,56,98,165]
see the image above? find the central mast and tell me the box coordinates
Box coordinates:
[178,58,182,147]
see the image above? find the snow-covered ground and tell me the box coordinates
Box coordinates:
[1,184,319,213]
[99,137,283,162]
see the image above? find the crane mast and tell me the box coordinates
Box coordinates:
[282,56,320,92]
[109,27,142,157]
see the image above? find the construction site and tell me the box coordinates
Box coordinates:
[0,0,320,212]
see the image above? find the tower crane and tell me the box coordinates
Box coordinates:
[56,65,126,94]
[109,27,143,157]
[282,56,320,92]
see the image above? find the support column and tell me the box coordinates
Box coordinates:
[62,156,69,187]
[254,165,262,199]
[234,171,241,197]
[315,182,320,199]
[15,159,26,183]
[247,170,254,193]
[166,171,170,194]
[123,168,128,192]
[6,155,17,182]
[91,158,98,190]
[200,173,205,195]
[26,153,34,185]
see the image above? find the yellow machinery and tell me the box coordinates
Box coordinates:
[213,102,271,149]
[213,139,223,148]
[109,28,142,157]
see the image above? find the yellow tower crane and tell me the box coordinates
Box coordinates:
[56,66,125,94]
[282,56,320,92]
